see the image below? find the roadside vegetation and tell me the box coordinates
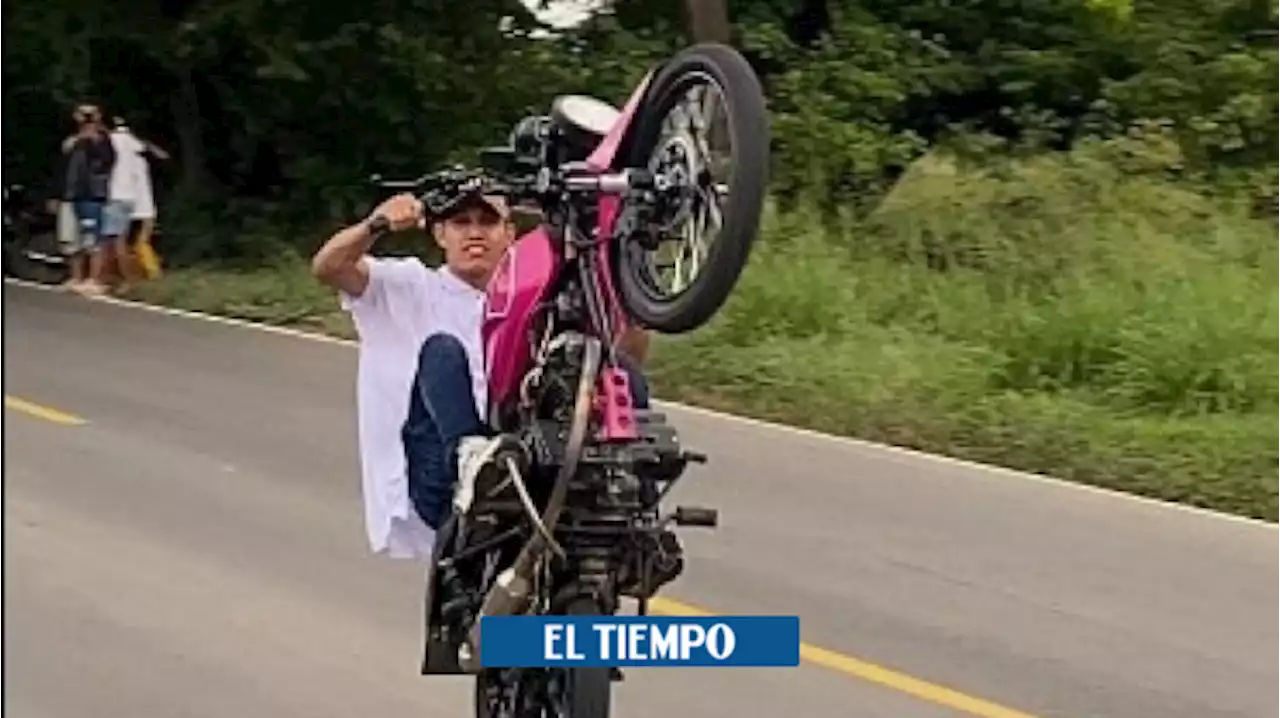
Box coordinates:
[7,0,1276,519]
[128,131,1278,520]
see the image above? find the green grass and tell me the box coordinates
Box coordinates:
[127,147,1279,521]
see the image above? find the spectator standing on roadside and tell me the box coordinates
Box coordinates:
[115,117,169,281]
[102,117,149,289]
[52,132,81,260]
[62,104,115,295]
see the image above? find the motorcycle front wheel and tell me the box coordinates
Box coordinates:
[615,42,771,334]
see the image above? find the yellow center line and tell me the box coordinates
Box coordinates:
[4,395,88,426]
[648,596,1043,718]
[0,389,1041,718]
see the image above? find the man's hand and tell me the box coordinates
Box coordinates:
[311,192,424,297]
[143,140,171,162]
[370,192,425,232]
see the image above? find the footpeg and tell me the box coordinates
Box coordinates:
[673,506,718,527]
[682,450,708,464]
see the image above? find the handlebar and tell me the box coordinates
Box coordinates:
[365,167,500,239]
[368,173,428,191]
[364,164,659,240]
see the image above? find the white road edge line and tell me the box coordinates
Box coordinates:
[7,276,1275,530]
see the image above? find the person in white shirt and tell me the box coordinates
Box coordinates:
[102,120,147,286]
[105,117,168,287]
[310,188,680,595]
[113,117,168,238]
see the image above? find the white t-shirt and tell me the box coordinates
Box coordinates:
[131,155,156,220]
[340,256,488,559]
[108,130,147,204]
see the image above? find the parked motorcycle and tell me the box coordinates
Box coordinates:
[367,42,770,718]
[2,183,166,285]
[2,183,70,285]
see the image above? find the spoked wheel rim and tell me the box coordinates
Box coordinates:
[635,71,735,303]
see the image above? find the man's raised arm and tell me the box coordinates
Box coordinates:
[311,219,377,297]
[311,192,423,298]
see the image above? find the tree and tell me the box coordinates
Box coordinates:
[684,0,731,43]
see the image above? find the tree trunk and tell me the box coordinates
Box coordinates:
[683,0,731,44]
[169,62,215,193]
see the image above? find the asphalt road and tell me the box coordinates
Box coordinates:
[4,280,1277,718]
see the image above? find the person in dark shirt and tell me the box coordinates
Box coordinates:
[62,104,116,295]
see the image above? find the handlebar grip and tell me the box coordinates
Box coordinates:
[366,215,392,239]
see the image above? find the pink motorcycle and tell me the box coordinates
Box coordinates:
[374,42,769,718]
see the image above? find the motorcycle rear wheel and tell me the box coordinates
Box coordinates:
[615,42,770,334]
[556,596,613,718]
[473,596,612,718]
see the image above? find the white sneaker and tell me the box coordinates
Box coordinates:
[452,436,506,516]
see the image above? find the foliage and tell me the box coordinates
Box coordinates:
[5,0,1276,516]
[125,143,1279,519]
[5,0,1275,249]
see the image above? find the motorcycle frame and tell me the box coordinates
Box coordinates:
[481,70,656,441]
[420,65,703,672]
[420,59,722,696]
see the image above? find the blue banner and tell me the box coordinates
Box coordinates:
[479,615,801,668]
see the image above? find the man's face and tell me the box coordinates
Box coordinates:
[74,105,102,132]
[432,199,515,288]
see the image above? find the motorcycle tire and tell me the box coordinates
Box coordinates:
[4,227,69,285]
[615,42,770,334]
[557,596,612,718]
[472,596,612,718]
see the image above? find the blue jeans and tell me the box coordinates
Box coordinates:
[101,200,134,240]
[403,333,651,529]
[71,200,104,252]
